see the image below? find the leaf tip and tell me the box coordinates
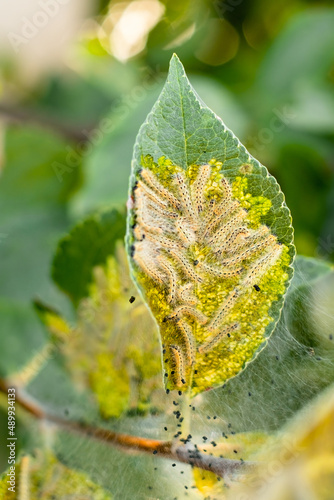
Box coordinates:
[169,53,185,75]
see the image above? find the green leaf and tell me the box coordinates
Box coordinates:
[52,208,126,306]
[126,54,295,396]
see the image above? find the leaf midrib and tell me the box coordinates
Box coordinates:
[175,65,188,168]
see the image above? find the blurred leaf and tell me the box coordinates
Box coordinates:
[70,82,163,218]
[52,208,126,306]
[127,54,294,396]
[45,210,164,418]
[194,18,240,66]
[227,384,334,500]
[255,8,334,115]
[147,0,205,51]
[0,452,112,499]
[32,59,144,128]
[274,143,331,256]
[288,84,334,134]
[0,299,47,379]
[33,71,113,128]
[0,125,80,309]
[47,250,163,419]
[202,256,334,431]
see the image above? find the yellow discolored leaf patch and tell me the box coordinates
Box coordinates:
[128,155,293,395]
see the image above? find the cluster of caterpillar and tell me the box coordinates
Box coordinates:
[131,163,282,389]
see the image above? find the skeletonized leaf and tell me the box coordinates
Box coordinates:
[42,209,163,418]
[126,54,295,396]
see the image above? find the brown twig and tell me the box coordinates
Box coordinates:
[0,378,256,478]
[0,103,96,143]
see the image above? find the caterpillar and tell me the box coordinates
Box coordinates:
[208,288,240,332]
[220,234,277,266]
[145,232,184,251]
[217,227,249,254]
[202,201,240,238]
[170,344,186,387]
[134,188,164,234]
[174,172,197,221]
[133,243,166,284]
[224,225,270,256]
[140,168,181,210]
[177,283,197,305]
[147,199,179,219]
[168,305,208,325]
[178,319,196,365]
[157,256,178,303]
[220,176,232,201]
[208,209,248,248]
[198,323,239,354]
[199,261,243,279]
[167,249,203,283]
[191,164,211,213]
[241,244,283,288]
[175,218,196,245]
[137,180,170,209]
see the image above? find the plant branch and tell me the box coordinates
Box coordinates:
[0,378,256,478]
[0,102,96,143]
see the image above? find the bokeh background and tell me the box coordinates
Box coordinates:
[0,0,334,497]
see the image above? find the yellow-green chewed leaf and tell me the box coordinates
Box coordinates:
[126,54,295,396]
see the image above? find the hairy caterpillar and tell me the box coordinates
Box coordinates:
[242,244,283,288]
[170,344,186,387]
[177,283,197,305]
[174,172,197,221]
[208,288,240,332]
[140,168,181,209]
[168,305,208,325]
[167,249,203,283]
[191,164,211,213]
[199,262,243,279]
[157,256,178,303]
[198,323,239,354]
[178,319,196,365]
